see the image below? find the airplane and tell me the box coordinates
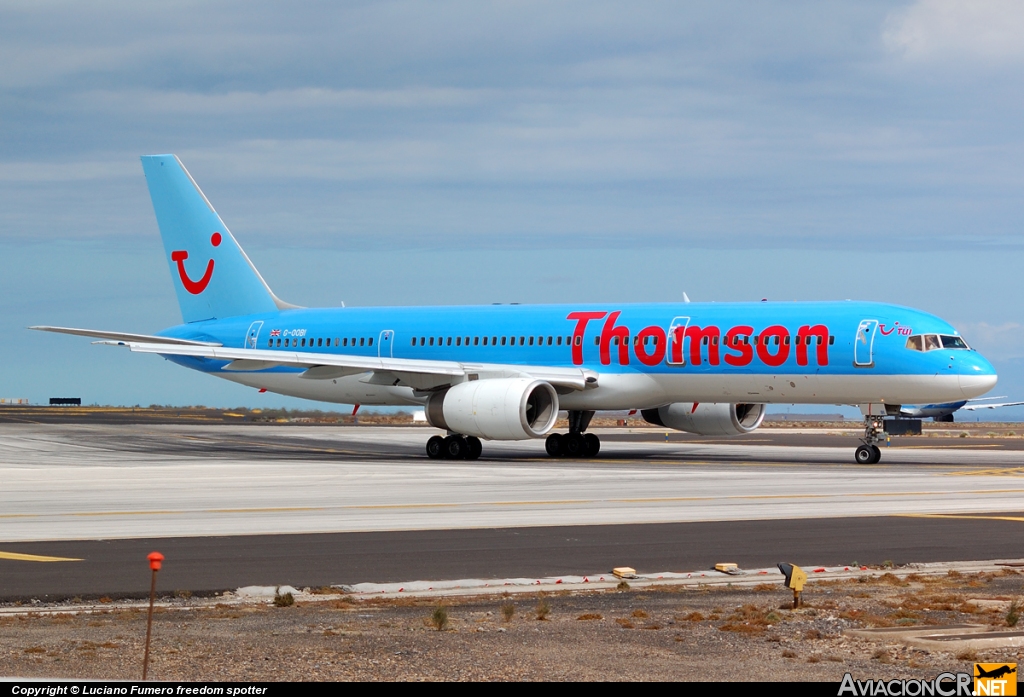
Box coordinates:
[899,396,1024,422]
[32,155,998,465]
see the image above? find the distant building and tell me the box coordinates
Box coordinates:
[0,398,29,405]
[49,398,82,406]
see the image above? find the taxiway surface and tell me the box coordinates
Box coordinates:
[3,423,1024,598]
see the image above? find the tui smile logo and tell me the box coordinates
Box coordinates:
[171,232,221,294]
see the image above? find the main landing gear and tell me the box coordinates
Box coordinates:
[426,434,482,460]
[854,415,885,464]
[545,410,601,458]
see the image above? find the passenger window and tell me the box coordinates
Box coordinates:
[501,337,507,346]
[557,336,562,346]
[276,339,281,347]
[465,337,470,345]
[359,338,364,346]
[474,337,479,346]
[520,336,525,345]
[317,338,323,347]
[420,337,425,345]
[529,336,534,346]
[906,336,923,351]
[267,339,273,347]
[483,336,488,346]
[429,337,434,346]
[446,337,452,346]
[456,337,462,346]
[284,338,290,347]
[924,335,940,351]
[368,337,373,346]
[595,337,600,345]
[575,336,582,346]
[342,338,347,346]
[301,338,306,347]
[829,336,834,345]
[547,336,552,345]
[411,338,416,346]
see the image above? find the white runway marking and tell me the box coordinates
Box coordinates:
[2,425,1022,541]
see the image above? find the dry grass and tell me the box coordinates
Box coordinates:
[577,613,602,621]
[718,604,781,635]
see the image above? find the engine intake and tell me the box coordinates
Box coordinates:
[426,377,559,440]
[641,402,765,436]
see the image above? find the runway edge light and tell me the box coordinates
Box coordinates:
[777,562,807,609]
[143,551,164,680]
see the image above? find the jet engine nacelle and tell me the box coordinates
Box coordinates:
[641,402,766,436]
[425,377,559,440]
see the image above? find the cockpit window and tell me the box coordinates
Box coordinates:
[907,334,959,352]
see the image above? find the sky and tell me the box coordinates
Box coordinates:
[1,0,1022,418]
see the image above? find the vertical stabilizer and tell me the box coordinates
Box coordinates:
[141,155,293,323]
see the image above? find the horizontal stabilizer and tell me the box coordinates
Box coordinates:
[29,326,222,346]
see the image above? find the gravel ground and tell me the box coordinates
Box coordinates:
[3,571,1023,681]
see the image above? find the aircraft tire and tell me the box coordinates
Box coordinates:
[444,435,467,460]
[545,433,562,457]
[563,433,585,457]
[584,433,601,457]
[855,445,874,464]
[426,435,445,460]
[466,436,482,460]
[870,445,881,464]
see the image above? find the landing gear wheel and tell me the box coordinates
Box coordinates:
[855,444,880,464]
[545,433,562,457]
[465,436,482,461]
[443,435,467,460]
[855,445,872,464]
[584,433,601,457]
[563,433,585,457]
[426,435,445,460]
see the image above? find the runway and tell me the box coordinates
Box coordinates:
[2,423,1024,598]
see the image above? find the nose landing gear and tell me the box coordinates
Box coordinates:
[855,415,885,464]
[545,410,601,458]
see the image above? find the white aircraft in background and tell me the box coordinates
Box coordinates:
[899,396,1024,422]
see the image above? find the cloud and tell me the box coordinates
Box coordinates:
[883,0,1024,63]
[955,322,1024,360]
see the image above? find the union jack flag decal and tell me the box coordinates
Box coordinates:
[270,329,281,337]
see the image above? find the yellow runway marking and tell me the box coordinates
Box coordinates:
[947,468,1024,477]
[4,487,1024,519]
[0,551,82,562]
[895,513,1024,523]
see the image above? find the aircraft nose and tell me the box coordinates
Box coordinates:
[959,352,998,399]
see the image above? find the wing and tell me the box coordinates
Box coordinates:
[101,340,599,393]
[959,401,1024,411]
[30,326,222,347]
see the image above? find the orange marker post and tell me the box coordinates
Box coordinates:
[142,551,164,680]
